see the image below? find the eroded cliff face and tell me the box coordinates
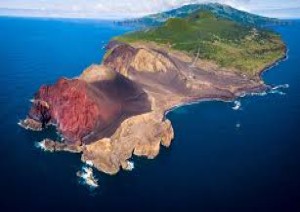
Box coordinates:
[21,40,266,175]
[29,78,103,145]
[82,112,174,174]
[25,67,151,146]
[104,41,265,110]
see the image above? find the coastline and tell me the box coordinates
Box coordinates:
[165,45,289,117]
[1,14,299,210]
[19,19,288,177]
[164,97,235,117]
[258,47,289,78]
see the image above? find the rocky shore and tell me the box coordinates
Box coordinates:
[21,40,271,175]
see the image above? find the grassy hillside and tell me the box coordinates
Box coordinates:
[115,11,286,76]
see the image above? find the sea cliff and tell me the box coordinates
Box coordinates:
[19,6,286,175]
[21,39,276,174]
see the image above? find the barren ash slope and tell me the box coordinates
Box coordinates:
[20,4,286,175]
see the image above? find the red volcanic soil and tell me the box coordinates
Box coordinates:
[29,76,151,145]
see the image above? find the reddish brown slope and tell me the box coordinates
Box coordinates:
[28,73,151,145]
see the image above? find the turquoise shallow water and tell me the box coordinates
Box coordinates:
[0,17,300,211]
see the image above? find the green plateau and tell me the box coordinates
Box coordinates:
[115,11,286,77]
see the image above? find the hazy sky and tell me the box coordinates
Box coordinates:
[0,0,299,19]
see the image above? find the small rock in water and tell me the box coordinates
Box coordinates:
[18,118,43,131]
[121,160,135,171]
[77,166,99,188]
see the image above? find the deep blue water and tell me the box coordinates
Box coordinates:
[0,17,300,211]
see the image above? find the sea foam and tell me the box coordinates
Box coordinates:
[35,140,47,151]
[77,166,99,188]
[232,100,242,110]
[85,160,94,167]
[125,161,135,171]
[269,84,289,95]
[248,84,289,97]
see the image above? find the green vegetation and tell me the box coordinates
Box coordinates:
[115,11,285,76]
[121,3,283,28]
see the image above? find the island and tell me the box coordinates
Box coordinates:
[19,4,286,175]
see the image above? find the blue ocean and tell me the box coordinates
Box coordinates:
[0,17,299,211]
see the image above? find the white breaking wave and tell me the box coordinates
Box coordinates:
[35,140,47,151]
[125,161,135,171]
[232,100,242,110]
[248,84,289,97]
[249,91,268,97]
[269,90,286,95]
[17,120,23,127]
[272,84,290,90]
[85,160,94,167]
[77,166,99,188]
[269,84,289,95]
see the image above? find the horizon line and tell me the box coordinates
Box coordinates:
[0,3,299,21]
